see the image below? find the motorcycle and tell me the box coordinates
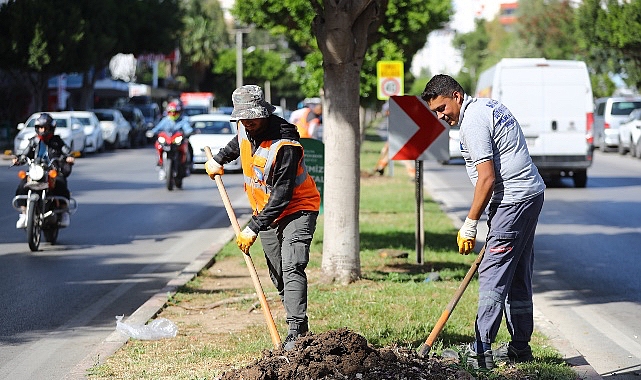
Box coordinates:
[154,130,191,191]
[11,156,77,251]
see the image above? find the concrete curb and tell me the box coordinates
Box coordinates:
[67,215,251,380]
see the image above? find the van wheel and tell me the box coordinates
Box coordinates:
[573,170,587,188]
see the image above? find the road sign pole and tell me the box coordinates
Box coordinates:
[415,160,424,265]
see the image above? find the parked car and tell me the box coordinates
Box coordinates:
[116,106,147,147]
[593,97,641,152]
[14,112,86,155]
[67,111,104,154]
[91,109,132,149]
[618,108,641,158]
[132,102,161,142]
[188,114,241,172]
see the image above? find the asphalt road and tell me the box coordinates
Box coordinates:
[0,146,248,379]
[423,150,641,379]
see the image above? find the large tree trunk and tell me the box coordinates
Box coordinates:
[315,1,385,284]
[321,62,362,284]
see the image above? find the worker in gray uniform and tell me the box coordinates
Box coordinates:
[421,74,545,369]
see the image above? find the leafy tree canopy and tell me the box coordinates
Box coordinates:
[232,0,451,106]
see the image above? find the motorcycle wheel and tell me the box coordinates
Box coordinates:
[164,154,174,191]
[44,226,59,244]
[26,196,42,252]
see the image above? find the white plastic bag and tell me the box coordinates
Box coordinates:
[115,315,178,340]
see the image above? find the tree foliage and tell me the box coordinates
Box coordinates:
[179,0,229,91]
[232,0,451,105]
[0,0,182,110]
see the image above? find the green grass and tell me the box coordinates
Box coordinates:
[89,122,578,380]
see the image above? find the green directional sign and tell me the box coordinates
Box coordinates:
[300,138,324,214]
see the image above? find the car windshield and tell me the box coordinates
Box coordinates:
[191,120,234,134]
[611,101,641,116]
[76,117,92,126]
[25,118,67,128]
[184,107,208,116]
[94,112,114,121]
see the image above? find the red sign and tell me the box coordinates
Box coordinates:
[388,96,447,161]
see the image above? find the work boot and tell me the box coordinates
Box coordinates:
[506,343,533,363]
[461,343,494,370]
[16,213,27,229]
[283,321,308,351]
[493,342,533,364]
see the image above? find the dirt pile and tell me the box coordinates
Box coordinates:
[216,328,471,380]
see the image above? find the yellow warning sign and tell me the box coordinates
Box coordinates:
[377,61,404,100]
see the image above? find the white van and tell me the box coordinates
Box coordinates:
[475,58,594,187]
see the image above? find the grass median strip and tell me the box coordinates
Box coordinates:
[88,131,577,380]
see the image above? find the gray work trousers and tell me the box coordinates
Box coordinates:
[475,192,544,347]
[259,210,318,329]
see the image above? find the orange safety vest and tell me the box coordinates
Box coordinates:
[239,126,320,220]
[294,108,317,138]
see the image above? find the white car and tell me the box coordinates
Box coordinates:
[66,111,104,153]
[618,108,641,158]
[188,114,241,172]
[14,112,86,155]
[91,109,132,149]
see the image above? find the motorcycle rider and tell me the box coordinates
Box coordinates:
[13,113,75,228]
[148,101,193,180]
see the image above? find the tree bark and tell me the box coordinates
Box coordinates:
[321,61,362,284]
[315,0,385,284]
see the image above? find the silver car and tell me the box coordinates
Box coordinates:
[91,109,132,149]
[593,97,641,152]
[14,112,86,155]
[66,111,104,153]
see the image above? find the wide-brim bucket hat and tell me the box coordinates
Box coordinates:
[230,85,276,120]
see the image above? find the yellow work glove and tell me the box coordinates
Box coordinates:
[236,226,258,254]
[457,217,478,255]
[205,158,224,180]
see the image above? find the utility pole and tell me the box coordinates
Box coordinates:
[234,27,252,88]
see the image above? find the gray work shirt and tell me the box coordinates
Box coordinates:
[458,94,545,205]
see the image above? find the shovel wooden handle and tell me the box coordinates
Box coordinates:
[417,245,486,357]
[205,147,281,348]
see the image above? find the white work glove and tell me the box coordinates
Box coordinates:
[457,217,478,255]
[236,226,258,254]
[205,158,224,179]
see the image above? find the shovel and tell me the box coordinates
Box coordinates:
[417,244,485,357]
[205,147,282,349]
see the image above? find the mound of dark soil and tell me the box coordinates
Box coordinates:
[216,328,471,380]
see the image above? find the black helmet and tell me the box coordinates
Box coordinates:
[35,113,56,138]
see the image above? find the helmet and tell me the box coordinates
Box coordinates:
[166,101,182,121]
[34,113,56,140]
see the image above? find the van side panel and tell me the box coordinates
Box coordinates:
[476,59,593,184]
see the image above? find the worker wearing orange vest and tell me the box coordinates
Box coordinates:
[293,100,322,139]
[205,85,320,351]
